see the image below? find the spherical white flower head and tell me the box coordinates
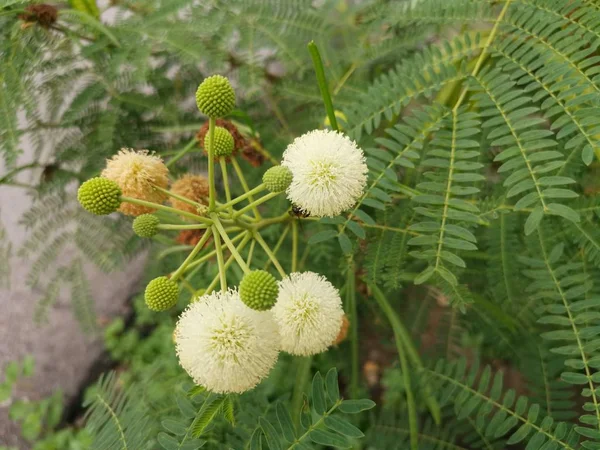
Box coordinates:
[175,289,279,394]
[273,272,344,356]
[281,130,367,217]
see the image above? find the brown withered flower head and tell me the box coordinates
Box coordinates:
[333,314,350,345]
[19,4,58,29]
[197,119,265,167]
[242,139,266,167]
[170,174,209,215]
[176,229,212,248]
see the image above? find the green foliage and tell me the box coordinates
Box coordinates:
[4,0,600,449]
[424,357,581,449]
[83,372,150,450]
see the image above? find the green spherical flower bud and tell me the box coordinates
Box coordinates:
[77,177,122,215]
[239,270,279,311]
[145,276,179,311]
[133,214,159,238]
[263,166,293,193]
[205,126,235,157]
[196,75,235,118]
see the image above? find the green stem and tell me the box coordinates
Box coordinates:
[256,212,291,229]
[246,240,256,266]
[171,228,213,280]
[264,224,290,271]
[371,284,418,450]
[220,159,233,214]
[152,184,205,211]
[370,284,441,425]
[158,245,192,260]
[184,232,247,273]
[292,220,299,273]
[204,233,252,294]
[452,0,513,111]
[308,41,338,132]
[254,232,287,278]
[208,117,217,211]
[157,224,207,230]
[0,162,41,184]
[291,356,313,428]
[345,259,359,399]
[166,138,197,168]
[232,158,262,219]
[211,215,251,273]
[212,225,227,292]
[120,196,211,224]
[289,400,343,449]
[233,192,280,218]
[217,183,266,211]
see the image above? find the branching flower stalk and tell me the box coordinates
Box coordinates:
[76,72,368,395]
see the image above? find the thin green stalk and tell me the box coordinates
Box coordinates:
[217,183,266,211]
[256,212,291,229]
[308,41,338,131]
[254,232,287,278]
[452,0,513,111]
[166,138,197,168]
[220,159,233,214]
[370,284,441,425]
[157,224,207,230]
[345,259,359,399]
[292,220,299,273]
[264,224,291,271]
[152,184,205,211]
[291,356,313,428]
[171,228,213,280]
[211,215,251,273]
[204,233,252,294]
[212,225,227,292]
[233,192,280,218]
[219,158,233,208]
[246,240,256,266]
[371,284,418,450]
[184,232,247,272]
[207,117,217,211]
[289,400,343,449]
[232,158,262,219]
[158,245,192,260]
[0,162,41,184]
[120,196,211,224]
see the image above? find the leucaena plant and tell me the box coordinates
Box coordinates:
[77,74,366,395]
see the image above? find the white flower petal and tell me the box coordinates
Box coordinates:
[175,289,279,394]
[282,130,367,217]
[272,272,344,356]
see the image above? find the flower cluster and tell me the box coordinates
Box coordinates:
[76,73,368,395]
[282,129,368,217]
[174,271,344,393]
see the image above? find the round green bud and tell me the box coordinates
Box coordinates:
[132,214,159,238]
[206,126,235,157]
[145,276,179,311]
[239,270,279,311]
[263,166,293,193]
[77,177,122,215]
[195,75,235,118]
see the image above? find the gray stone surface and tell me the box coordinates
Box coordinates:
[0,176,146,448]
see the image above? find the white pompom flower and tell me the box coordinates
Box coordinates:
[272,272,344,356]
[174,289,279,394]
[281,130,368,217]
